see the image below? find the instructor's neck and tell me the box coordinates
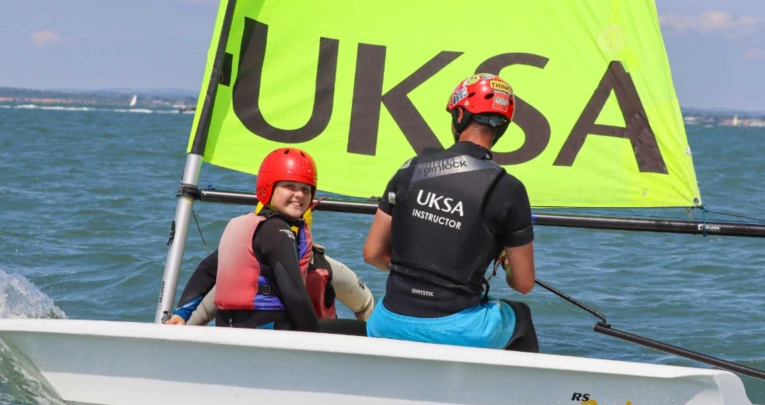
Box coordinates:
[458,131,492,151]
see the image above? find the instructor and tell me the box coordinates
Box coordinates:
[363,73,538,352]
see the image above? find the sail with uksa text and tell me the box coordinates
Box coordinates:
[188,0,699,208]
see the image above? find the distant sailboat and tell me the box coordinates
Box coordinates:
[129,95,137,107]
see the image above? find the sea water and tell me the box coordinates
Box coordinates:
[0,105,763,404]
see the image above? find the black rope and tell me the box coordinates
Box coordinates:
[535,279,608,325]
[191,210,211,255]
[537,278,765,382]
[702,209,765,224]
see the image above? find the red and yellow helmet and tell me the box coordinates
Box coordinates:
[446,73,515,144]
[255,148,317,204]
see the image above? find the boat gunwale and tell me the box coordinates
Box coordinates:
[0,318,733,381]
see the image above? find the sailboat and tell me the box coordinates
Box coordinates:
[0,1,763,404]
[129,94,137,107]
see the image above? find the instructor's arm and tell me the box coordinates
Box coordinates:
[363,209,392,271]
[499,181,535,294]
[504,243,535,294]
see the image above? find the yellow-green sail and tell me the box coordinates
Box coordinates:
[188,0,700,208]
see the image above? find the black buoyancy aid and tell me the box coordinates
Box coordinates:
[390,149,504,290]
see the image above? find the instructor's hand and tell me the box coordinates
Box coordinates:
[166,315,187,325]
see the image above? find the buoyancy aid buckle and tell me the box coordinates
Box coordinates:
[258,284,276,295]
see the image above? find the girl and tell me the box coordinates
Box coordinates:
[169,148,371,331]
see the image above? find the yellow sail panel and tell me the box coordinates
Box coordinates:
[188,0,700,208]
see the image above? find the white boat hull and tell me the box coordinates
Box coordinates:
[0,319,753,405]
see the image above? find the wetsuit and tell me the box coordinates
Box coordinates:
[178,208,318,331]
[367,141,539,351]
[184,255,375,326]
[173,209,371,336]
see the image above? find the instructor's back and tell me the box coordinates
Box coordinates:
[363,73,538,352]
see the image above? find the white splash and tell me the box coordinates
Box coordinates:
[0,269,66,320]
[0,270,67,404]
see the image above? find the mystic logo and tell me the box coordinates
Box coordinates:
[416,190,464,217]
[279,229,296,240]
[411,288,434,297]
[697,224,721,232]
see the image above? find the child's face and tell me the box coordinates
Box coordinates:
[270,180,312,220]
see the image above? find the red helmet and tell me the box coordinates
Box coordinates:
[256,148,318,204]
[446,73,515,144]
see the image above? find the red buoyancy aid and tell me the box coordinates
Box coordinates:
[215,213,313,311]
[215,213,336,319]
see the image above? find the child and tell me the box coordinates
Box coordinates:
[169,148,327,330]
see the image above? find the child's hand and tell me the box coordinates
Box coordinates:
[165,315,187,325]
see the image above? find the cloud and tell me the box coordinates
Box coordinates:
[29,30,60,46]
[742,48,765,62]
[659,11,763,39]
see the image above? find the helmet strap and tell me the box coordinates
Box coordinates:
[472,114,510,146]
[450,108,473,142]
[491,122,510,146]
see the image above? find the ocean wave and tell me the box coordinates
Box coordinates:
[0,104,185,114]
[13,104,97,112]
[112,108,155,114]
[0,339,67,405]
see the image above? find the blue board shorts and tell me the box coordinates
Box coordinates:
[366,297,517,349]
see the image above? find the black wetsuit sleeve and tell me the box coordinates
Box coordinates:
[254,219,320,332]
[495,177,534,247]
[378,160,412,215]
[177,250,218,306]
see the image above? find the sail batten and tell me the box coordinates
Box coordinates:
[188,0,700,208]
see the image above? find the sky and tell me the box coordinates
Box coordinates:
[1,1,764,111]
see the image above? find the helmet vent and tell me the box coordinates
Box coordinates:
[468,92,476,98]
[299,151,306,157]
[484,93,494,100]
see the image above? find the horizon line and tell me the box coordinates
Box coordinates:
[1,85,763,114]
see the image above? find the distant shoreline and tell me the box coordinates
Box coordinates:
[0,86,196,110]
[1,86,763,127]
